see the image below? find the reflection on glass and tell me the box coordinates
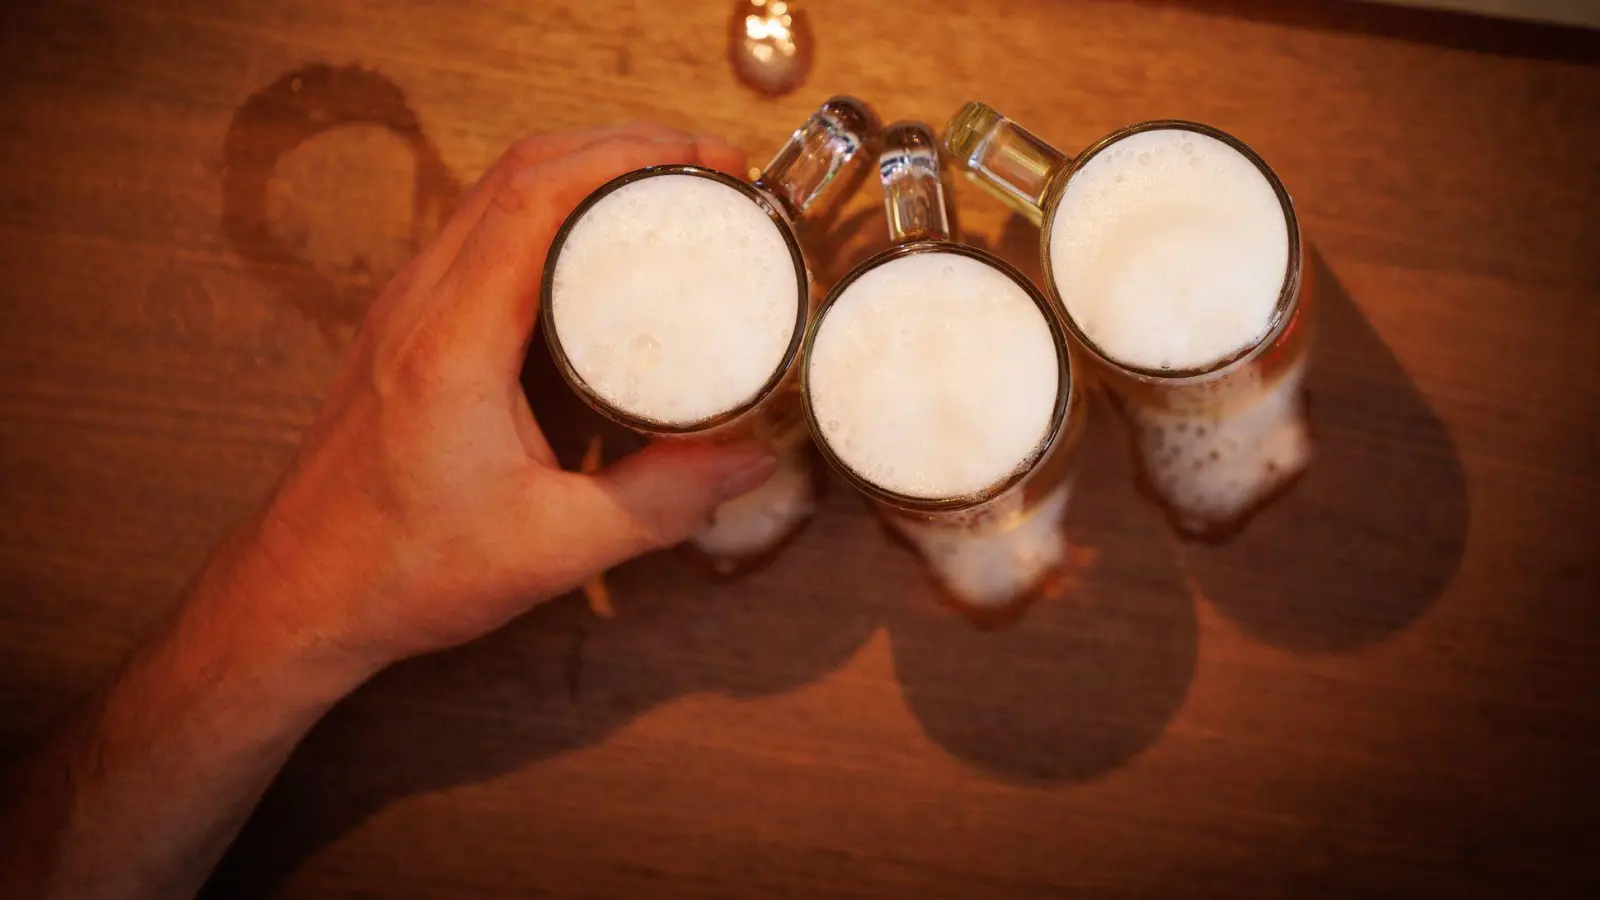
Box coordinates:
[728,0,813,96]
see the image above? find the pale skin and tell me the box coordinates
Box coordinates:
[0,124,776,900]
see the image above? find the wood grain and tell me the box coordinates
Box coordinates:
[1,0,1597,897]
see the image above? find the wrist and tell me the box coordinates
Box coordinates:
[197,509,391,699]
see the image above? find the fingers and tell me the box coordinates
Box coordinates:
[423,125,746,277]
[410,122,690,283]
[522,441,777,589]
[437,133,706,372]
[692,134,748,177]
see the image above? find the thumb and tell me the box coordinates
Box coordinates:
[542,440,778,580]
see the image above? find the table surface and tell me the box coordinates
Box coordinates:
[1,0,1597,897]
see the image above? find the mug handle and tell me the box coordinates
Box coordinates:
[942,101,1067,226]
[878,121,952,244]
[756,95,879,225]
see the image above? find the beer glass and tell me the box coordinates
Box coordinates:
[801,122,1086,612]
[542,96,878,571]
[943,103,1311,537]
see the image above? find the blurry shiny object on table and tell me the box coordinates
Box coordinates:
[728,0,814,95]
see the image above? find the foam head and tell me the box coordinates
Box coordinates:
[807,250,1061,501]
[549,172,800,427]
[1048,127,1289,373]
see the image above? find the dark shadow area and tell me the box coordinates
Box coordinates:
[1178,251,1470,652]
[965,210,1046,288]
[220,63,460,339]
[885,405,1200,783]
[203,473,887,900]
[1138,0,1600,65]
[805,201,889,292]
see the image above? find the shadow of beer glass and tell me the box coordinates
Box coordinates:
[883,405,1200,783]
[1176,251,1470,652]
[972,210,1468,655]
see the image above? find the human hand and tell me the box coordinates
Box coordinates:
[238,124,779,676]
[0,125,783,900]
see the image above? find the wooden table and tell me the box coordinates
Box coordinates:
[2,0,1596,896]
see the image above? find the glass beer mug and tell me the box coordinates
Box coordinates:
[943,102,1312,538]
[542,96,879,571]
[801,122,1086,612]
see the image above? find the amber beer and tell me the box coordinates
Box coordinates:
[543,97,878,570]
[802,123,1085,610]
[944,104,1311,536]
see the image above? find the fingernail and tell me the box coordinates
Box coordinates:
[718,453,779,502]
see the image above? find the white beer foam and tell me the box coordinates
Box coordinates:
[807,251,1060,500]
[1132,358,1310,531]
[1049,128,1288,373]
[551,173,798,425]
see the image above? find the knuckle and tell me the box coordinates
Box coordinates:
[581,134,660,165]
[558,471,696,553]
[371,317,456,403]
[489,166,546,220]
[504,134,552,170]
[597,133,659,152]
[631,496,702,549]
[620,121,683,141]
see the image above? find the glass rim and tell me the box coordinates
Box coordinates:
[539,164,810,436]
[800,240,1075,514]
[1038,119,1304,384]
